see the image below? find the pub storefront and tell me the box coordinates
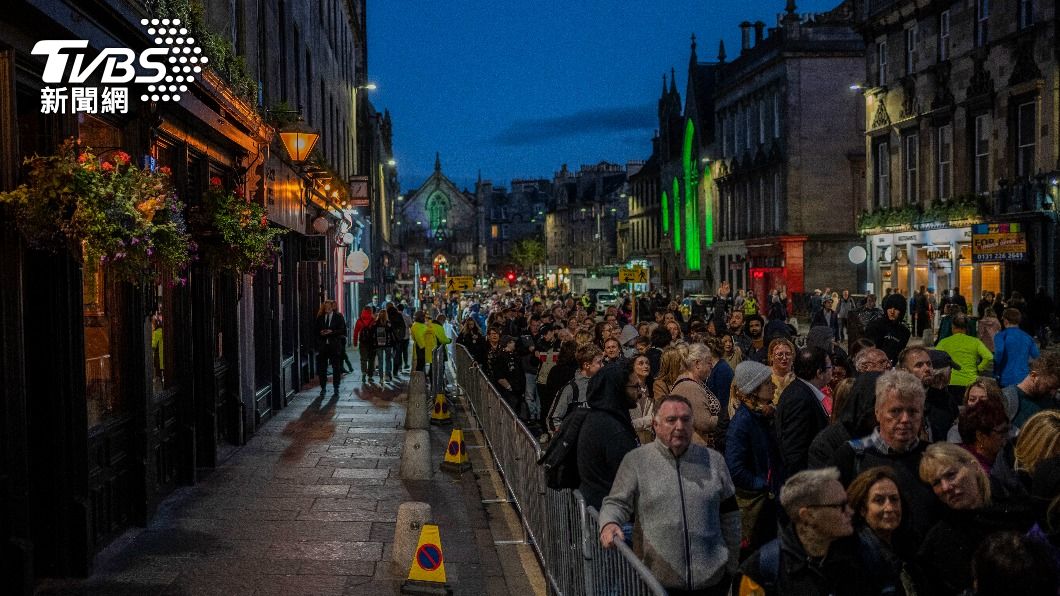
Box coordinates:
[866,227,1002,303]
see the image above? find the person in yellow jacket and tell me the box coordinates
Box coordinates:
[411,311,453,370]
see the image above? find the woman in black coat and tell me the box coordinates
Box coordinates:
[456,317,488,366]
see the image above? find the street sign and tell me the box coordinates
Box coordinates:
[445,276,474,291]
[619,267,647,283]
[346,249,370,273]
[349,175,369,208]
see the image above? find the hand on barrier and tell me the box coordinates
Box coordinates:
[599,522,623,549]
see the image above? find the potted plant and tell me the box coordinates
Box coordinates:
[0,139,192,282]
[191,177,283,272]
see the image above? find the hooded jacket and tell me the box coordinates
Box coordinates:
[807,372,882,469]
[576,361,638,509]
[352,308,375,347]
[866,294,911,364]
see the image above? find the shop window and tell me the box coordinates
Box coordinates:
[79,115,125,428]
[149,139,181,399]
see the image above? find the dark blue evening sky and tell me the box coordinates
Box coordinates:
[368,0,841,193]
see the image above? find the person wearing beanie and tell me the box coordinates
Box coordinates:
[726,360,784,557]
[866,293,912,365]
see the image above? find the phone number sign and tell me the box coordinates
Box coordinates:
[971,223,1028,263]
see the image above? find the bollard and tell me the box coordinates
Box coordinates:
[399,429,432,480]
[405,372,429,430]
[392,502,432,572]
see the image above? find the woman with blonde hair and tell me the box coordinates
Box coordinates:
[1015,410,1060,476]
[767,337,796,404]
[652,345,687,408]
[666,342,720,447]
[917,441,1035,595]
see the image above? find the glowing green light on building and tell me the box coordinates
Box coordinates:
[682,119,700,271]
[702,169,714,248]
[674,176,682,250]
[661,191,669,233]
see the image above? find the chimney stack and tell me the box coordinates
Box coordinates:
[740,21,752,51]
[754,21,765,45]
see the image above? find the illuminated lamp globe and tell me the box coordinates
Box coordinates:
[278,121,320,163]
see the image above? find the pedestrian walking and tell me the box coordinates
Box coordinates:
[352,306,376,382]
[315,299,348,396]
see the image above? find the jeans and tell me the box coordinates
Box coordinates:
[523,373,540,420]
[359,344,376,377]
[376,346,392,377]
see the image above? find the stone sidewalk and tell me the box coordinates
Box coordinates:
[37,351,544,596]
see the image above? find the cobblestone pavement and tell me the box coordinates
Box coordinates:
[37,350,544,595]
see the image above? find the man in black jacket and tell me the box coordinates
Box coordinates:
[776,347,833,475]
[832,369,940,540]
[314,299,347,397]
[865,293,911,365]
[576,359,640,510]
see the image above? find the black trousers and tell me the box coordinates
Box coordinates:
[317,350,343,392]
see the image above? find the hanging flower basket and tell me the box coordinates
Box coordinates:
[0,139,192,283]
[191,177,283,273]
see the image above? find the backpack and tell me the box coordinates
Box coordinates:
[375,325,389,347]
[538,402,590,490]
[392,319,407,341]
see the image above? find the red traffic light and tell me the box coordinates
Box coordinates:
[420,275,428,284]
[506,272,516,282]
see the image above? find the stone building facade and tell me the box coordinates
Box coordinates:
[711,1,865,302]
[858,0,1058,301]
[544,162,629,271]
[478,177,549,273]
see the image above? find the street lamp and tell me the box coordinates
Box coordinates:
[357,83,378,91]
[277,119,320,163]
[387,159,397,167]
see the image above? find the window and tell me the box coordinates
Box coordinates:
[877,40,888,86]
[734,110,742,152]
[937,124,953,200]
[773,171,782,231]
[938,10,950,61]
[905,26,918,74]
[903,134,919,204]
[501,224,509,240]
[974,114,990,195]
[773,93,780,138]
[745,107,752,150]
[758,98,766,144]
[1019,0,1034,29]
[875,140,890,208]
[490,224,499,238]
[976,0,989,47]
[1017,101,1036,178]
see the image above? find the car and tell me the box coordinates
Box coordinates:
[595,292,620,313]
[681,294,715,320]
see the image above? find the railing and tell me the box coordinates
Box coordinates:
[452,344,666,596]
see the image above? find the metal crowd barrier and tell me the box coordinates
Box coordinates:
[452,344,666,596]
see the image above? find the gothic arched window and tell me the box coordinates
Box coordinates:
[426,192,450,240]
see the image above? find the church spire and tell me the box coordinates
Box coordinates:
[718,39,727,62]
[786,0,797,14]
[662,73,667,97]
[434,152,441,173]
[690,33,698,61]
[669,67,678,95]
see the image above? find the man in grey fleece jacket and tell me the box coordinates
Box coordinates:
[599,394,741,595]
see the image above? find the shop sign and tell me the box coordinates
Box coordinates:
[971,223,1028,263]
[895,232,922,244]
[349,176,370,208]
[872,234,894,246]
[926,248,951,261]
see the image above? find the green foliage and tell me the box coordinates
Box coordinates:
[857,196,984,233]
[192,179,283,273]
[0,139,191,283]
[267,100,299,128]
[509,237,546,271]
[147,0,258,103]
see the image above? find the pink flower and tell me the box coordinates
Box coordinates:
[101,162,114,172]
[114,151,130,165]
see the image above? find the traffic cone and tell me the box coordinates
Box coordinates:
[429,393,451,425]
[439,429,471,473]
[401,523,452,595]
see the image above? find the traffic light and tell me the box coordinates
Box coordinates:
[506,272,516,283]
[420,275,428,284]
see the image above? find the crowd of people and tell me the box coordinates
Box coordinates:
[437,283,1060,596]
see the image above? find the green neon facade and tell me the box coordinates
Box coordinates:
[672,177,681,251]
[661,191,669,232]
[681,119,700,271]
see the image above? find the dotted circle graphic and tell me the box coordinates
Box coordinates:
[139,17,201,103]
